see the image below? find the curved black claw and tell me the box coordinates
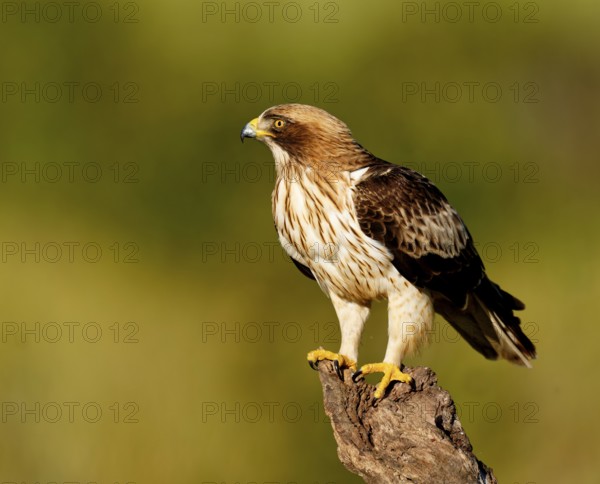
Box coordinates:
[333,360,344,379]
[308,359,319,371]
[352,369,364,383]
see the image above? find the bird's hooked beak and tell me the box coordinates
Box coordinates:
[240,117,273,142]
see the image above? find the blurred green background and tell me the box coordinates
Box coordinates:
[0,1,598,482]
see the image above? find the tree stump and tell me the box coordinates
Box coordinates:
[316,361,497,484]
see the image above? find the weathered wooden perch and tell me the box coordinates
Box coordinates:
[316,362,497,484]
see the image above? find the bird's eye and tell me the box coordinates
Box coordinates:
[273,119,285,129]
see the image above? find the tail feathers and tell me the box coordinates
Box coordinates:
[475,296,536,367]
[434,296,499,360]
[475,277,536,365]
[434,277,536,366]
[495,282,526,310]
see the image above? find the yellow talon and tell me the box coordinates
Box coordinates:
[307,349,357,374]
[355,362,412,399]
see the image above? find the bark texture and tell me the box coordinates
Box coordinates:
[316,362,497,484]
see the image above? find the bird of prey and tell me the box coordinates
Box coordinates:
[241,104,536,398]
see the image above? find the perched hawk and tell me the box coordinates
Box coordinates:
[241,104,536,398]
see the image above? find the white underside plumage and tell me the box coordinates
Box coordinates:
[270,152,433,366]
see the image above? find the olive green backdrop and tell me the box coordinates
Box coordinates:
[0,1,598,483]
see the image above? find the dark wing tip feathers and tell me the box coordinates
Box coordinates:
[475,277,536,358]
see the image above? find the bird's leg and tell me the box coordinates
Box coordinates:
[307,294,370,378]
[353,362,412,399]
[353,326,413,398]
[307,349,357,378]
[354,287,433,398]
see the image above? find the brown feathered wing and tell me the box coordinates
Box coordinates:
[352,162,536,365]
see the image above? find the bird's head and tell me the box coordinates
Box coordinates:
[241,104,367,170]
